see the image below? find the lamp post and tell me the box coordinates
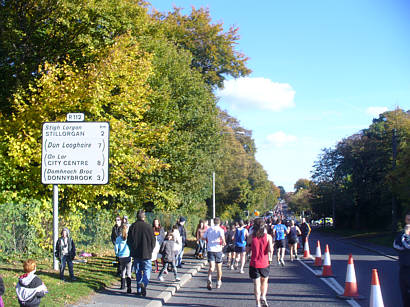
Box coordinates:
[212,171,216,220]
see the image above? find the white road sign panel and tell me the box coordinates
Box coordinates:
[41,122,110,185]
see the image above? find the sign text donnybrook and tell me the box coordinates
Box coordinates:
[41,122,110,185]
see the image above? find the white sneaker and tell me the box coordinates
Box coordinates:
[216,280,222,288]
[230,265,234,270]
[240,269,245,274]
[158,276,164,281]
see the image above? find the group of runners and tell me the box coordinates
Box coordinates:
[203,216,311,307]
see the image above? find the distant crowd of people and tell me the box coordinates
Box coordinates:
[2,211,409,307]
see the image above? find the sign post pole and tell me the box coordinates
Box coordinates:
[53,184,59,271]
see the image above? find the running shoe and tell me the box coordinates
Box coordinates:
[230,265,234,270]
[175,277,181,281]
[295,255,298,259]
[240,269,245,274]
[261,298,269,306]
[216,280,222,288]
[207,280,212,290]
[280,259,285,266]
[158,276,164,282]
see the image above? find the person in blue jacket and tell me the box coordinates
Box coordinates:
[115,225,132,293]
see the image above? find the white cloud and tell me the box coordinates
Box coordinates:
[217,77,295,111]
[366,106,388,117]
[266,131,297,148]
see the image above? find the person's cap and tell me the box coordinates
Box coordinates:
[179,216,186,222]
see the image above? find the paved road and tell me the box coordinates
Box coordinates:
[166,230,402,307]
[310,231,401,307]
[165,258,350,306]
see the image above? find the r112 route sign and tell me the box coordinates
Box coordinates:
[41,122,110,185]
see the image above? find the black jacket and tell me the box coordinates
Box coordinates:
[300,223,311,236]
[55,228,76,260]
[127,220,155,260]
[0,275,4,296]
[177,223,187,246]
[159,240,176,263]
[393,232,410,268]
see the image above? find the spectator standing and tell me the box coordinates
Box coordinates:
[127,209,155,297]
[111,216,122,275]
[248,218,273,307]
[195,219,208,259]
[300,218,311,251]
[393,212,410,307]
[152,219,165,272]
[122,215,130,228]
[176,217,187,268]
[115,225,132,293]
[15,260,47,307]
[55,227,76,281]
[0,275,4,307]
[157,232,180,282]
[203,217,226,290]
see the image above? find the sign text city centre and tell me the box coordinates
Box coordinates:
[41,122,110,185]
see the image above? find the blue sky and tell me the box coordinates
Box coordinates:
[149,0,410,191]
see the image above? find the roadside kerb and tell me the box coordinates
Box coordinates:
[315,229,398,261]
[335,238,398,261]
[145,259,207,307]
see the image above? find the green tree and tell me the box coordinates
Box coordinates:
[152,6,251,88]
[0,34,170,215]
[294,178,312,192]
[0,0,151,113]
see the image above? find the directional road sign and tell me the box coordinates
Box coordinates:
[41,122,110,185]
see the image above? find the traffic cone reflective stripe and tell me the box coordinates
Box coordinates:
[320,244,333,277]
[370,269,384,307]
[338,254,363,299]
[303,237,311,259]
[314,240,322,267]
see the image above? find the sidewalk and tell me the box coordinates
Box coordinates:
[69,253,207,307]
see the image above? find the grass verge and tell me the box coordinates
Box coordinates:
[0,248,117,307]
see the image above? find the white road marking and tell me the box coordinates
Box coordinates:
[298,258,361,307]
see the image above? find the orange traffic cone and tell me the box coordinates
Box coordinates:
[314,240,322,267]
[303,237,312,259]
[369,269,384,307]
[317,244,333,277]
[338,254,363,299]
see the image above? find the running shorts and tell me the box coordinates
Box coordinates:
[249,265,270,279]
[208,251,223,263]
[275,239,286,249]
[234,246,246,253]
[288,237,298,245]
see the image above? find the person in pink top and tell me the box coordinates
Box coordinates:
[247,218,273,307]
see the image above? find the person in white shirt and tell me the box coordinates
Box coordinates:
[203,217,226,290]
